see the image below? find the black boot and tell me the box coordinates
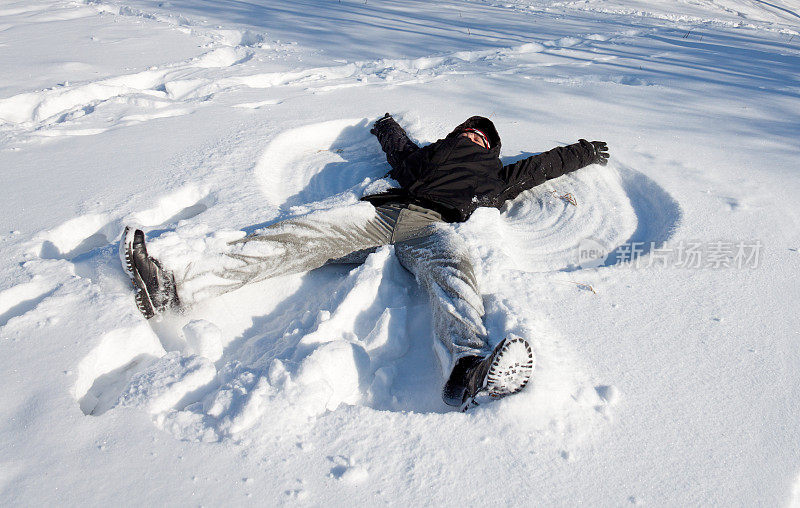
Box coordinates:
[120,227,179,318]
[442,336,534,411]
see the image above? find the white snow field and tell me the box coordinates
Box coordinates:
[1,0,799,504]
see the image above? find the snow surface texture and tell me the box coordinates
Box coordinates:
[1,0,799,505]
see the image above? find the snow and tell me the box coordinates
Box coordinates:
[1,0,799,505]
[182,319,223,361]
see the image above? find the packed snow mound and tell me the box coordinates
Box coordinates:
[76,324,164,416]
[182,319,224,361]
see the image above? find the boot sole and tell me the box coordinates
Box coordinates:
[484,336,534,398]
[460,336,534,411]
[120,226,156,319]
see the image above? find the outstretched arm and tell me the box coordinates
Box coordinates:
[498,139,608,203]
[370,113,420,186]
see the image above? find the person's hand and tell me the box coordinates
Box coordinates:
[370,112,393,135]
[580,139,609,166]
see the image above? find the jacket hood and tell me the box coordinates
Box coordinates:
[446,116,501,154]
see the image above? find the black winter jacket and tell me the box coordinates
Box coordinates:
[363,116,598,222]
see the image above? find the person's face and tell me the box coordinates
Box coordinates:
[460,131,488,149]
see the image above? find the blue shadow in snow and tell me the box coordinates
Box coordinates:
[602,165,683,267]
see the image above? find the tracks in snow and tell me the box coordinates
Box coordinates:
[33,184,213,263]
[3,0,796,145]
[0,1,673,144]
[0,278,58,328]
[0,40,554,137]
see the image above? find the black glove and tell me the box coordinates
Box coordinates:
[580,139,609,166]
[370,112,393,136]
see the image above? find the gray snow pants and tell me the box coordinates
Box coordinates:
[172,202,490,375]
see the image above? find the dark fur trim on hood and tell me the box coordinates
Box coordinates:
[446,116,501,153]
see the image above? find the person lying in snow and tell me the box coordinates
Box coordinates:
[121,114,609,410]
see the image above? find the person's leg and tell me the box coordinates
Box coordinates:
[392,209,534,408]
[392,213,490,378]
[162,202,402,306]
[371,114,419,173]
